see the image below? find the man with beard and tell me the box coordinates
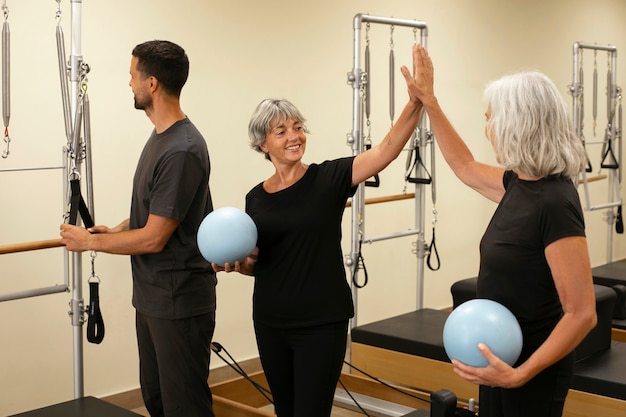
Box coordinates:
[60,40,216,417]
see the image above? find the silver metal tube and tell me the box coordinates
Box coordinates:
[70,0,84,400]
[56,25,72,141]
[2,20,9,128]
[83,93,94,220]
[0,165,64,173]
[355,14,428,32]
[0,285,68,302]
[363,229,419,244]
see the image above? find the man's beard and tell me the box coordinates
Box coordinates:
[134,95,152,111]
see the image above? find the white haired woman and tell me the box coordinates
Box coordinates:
[411,45,597,416]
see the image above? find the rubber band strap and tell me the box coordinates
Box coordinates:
[87,281,105,344]
[426,226,440,271]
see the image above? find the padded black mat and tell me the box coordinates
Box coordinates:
[573,341,626,400]
[351,308,450,362]
[592,259,626,287]
[351,309,626,400]
[10,396,142,417]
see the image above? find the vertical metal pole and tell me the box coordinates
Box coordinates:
[70,0,84,400]
[414,31,429,311]
[607,50,618,263]
[348,14,364,328]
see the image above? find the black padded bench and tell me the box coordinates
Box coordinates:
[350,308,626,402]
[592,259,626,330]
[350,282,626,414]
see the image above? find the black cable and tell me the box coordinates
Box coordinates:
[337,377,371,416]
[210,342,274,403]
[343,360,431,405]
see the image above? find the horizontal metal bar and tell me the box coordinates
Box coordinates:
[573,42,617,53]
[0,284,68,303]
[0,165,64,173]
[363,229,419,244]
[355,13,428,31]
[334,388,418,417]
[588,201,622,211]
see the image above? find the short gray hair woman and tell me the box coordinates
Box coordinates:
[248,98,310,161]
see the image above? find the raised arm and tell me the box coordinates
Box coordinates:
[351,45,424,186]
[410,45,506,203]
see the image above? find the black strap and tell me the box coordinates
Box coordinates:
[87,281,105,344]
[68,178,103,343]
[69,179,95,228]
[405,146,432,185]
[351,240,369,288]
[616,205,624,234]
[427,226,441,271]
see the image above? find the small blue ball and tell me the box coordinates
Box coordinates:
[443,299,523,368]
[197,207,257,267]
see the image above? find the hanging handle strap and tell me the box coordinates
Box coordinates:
[87,279,105,344]
[68,178,94,228]
[426,226,440,271]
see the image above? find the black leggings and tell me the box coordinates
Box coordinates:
[254,320,349,417]
[478,352,574,417]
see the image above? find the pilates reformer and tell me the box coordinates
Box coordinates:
[0,2,128,416]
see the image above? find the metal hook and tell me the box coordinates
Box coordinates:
[88,251,100,282]
[1,130,8,158]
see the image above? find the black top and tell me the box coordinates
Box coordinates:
[478,170,585,355]
[130,118,216,319]
[246,157,356,327]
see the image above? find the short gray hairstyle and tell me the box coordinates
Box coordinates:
[484,71,586,178]
[248,98,309,160]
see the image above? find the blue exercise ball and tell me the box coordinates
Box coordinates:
[443,298,523,368]
[197,207,257,267]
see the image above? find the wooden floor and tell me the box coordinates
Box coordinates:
[110,347,368,417]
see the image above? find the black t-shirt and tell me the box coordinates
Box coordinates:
[130,118,216,319]
[245,157,356,327]
[478,170,585,355]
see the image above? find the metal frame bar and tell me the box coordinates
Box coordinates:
[571,41,622,263]
[347,14,429,328]
[0,0,92,399]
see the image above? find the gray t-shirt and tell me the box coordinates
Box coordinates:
[130,118,216,319]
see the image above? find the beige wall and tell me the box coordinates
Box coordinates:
[1,0,626,414]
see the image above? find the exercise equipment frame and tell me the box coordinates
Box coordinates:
[570,41,623,263]
[0,0,94,400]
[346,14,431,328]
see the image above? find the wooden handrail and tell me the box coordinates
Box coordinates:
[579,174,607,184]
[0,238,64,255]
[346,193,415,207]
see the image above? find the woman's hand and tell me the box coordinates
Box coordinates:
[452,343,526,389]
[400,44,435,106]
[211,247,258,276]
